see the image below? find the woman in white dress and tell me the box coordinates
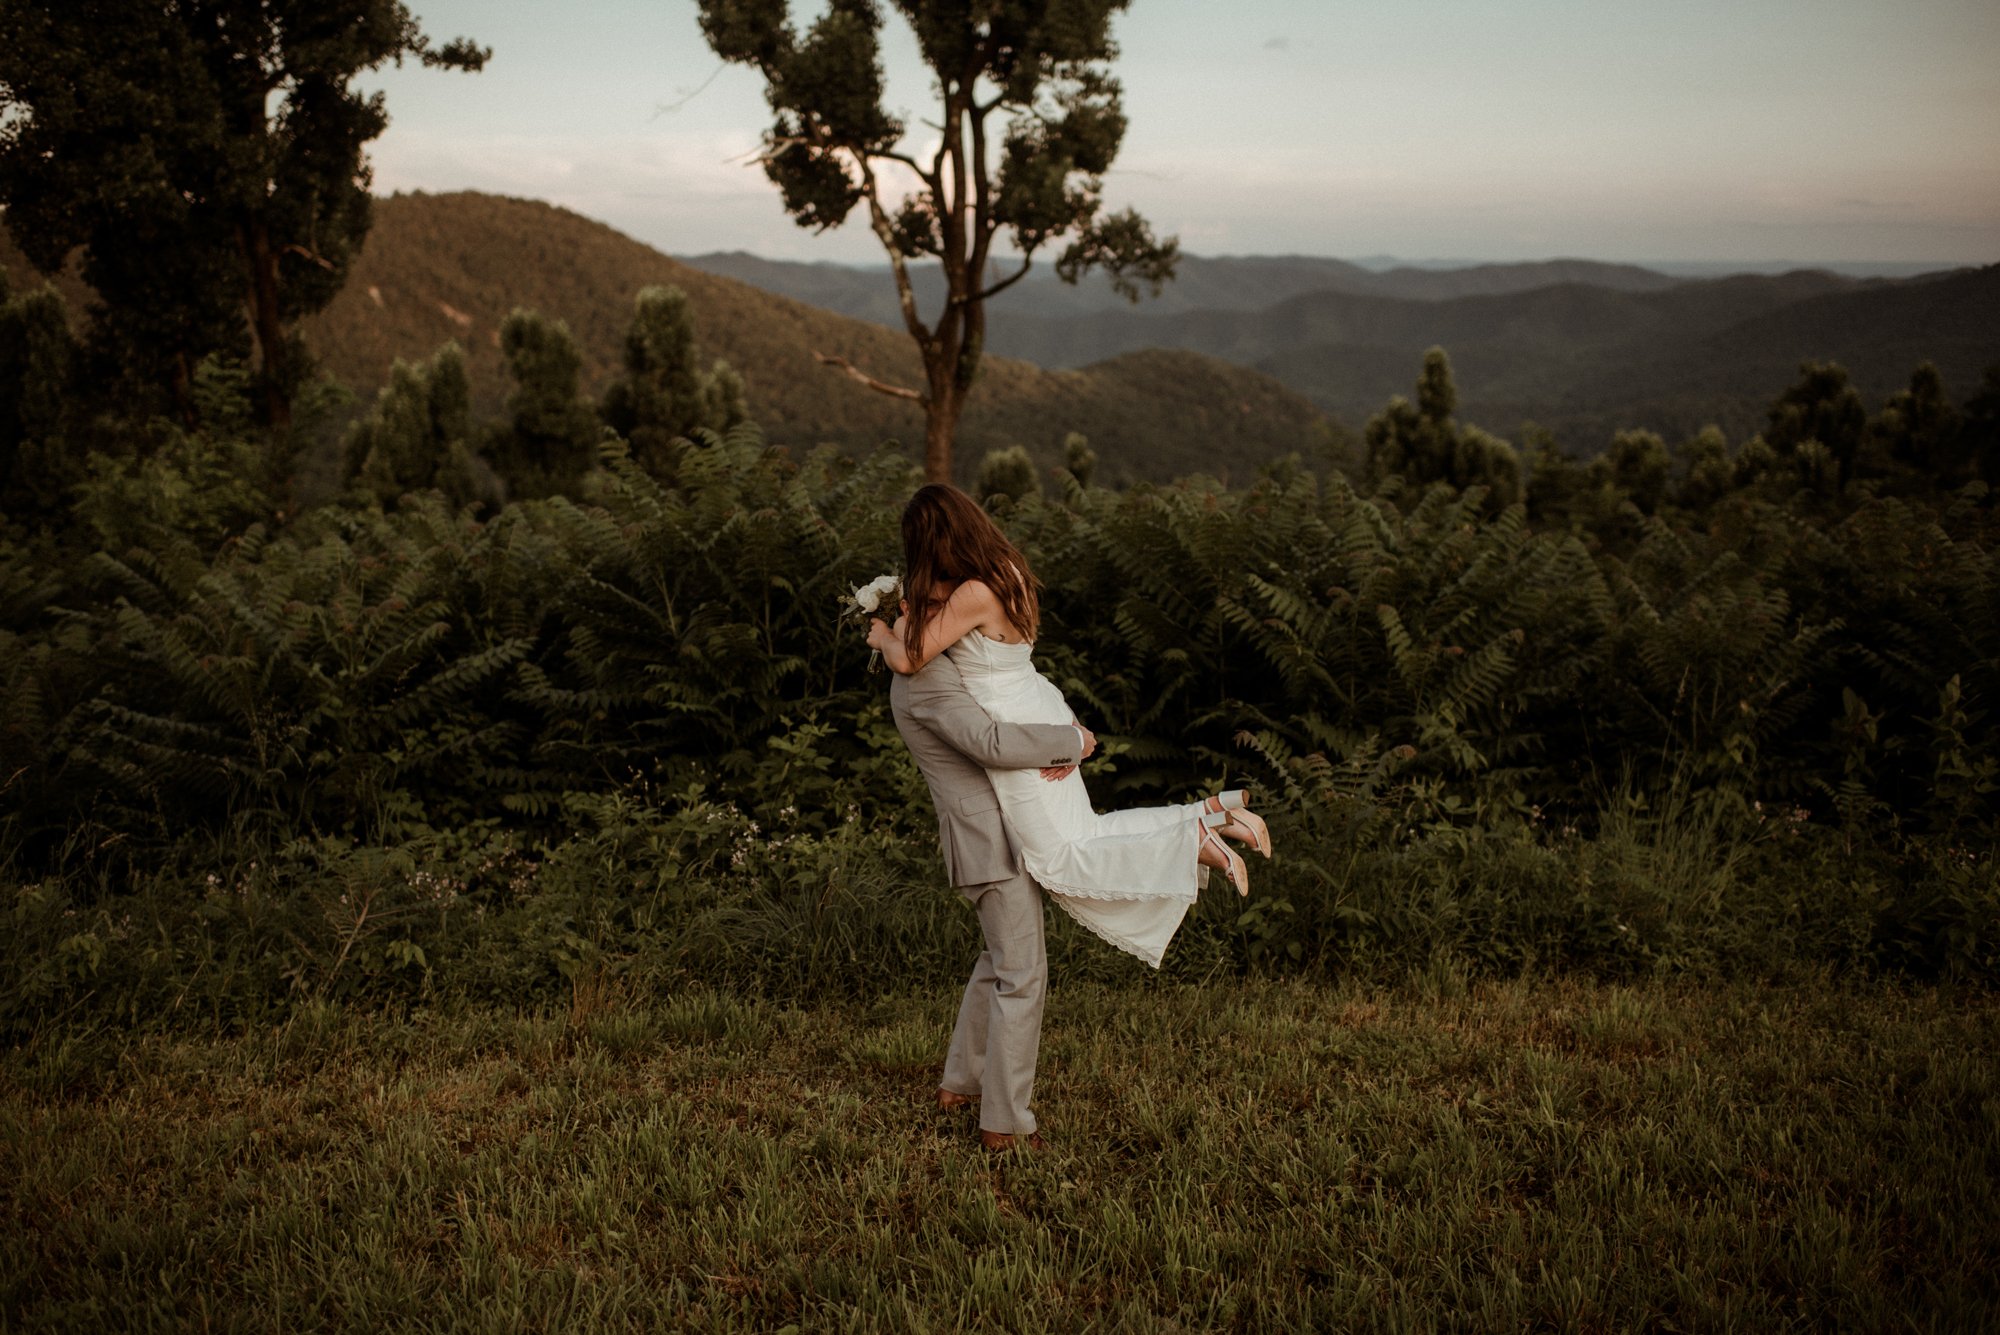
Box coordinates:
[865,485,1271,968]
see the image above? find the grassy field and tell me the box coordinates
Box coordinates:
[3,971,1996,1332]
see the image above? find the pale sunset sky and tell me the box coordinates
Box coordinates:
[359,0,2000,266]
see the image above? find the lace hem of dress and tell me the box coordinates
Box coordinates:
[1021,856,1203,906]
[1048,895,1167,970]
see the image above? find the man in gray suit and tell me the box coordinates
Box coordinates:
[889,651,1093,1151]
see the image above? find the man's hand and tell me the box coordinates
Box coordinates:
[1042,718,1097,781]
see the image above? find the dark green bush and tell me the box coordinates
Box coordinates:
[2,349,1995,1034]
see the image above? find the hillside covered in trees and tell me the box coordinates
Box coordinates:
[0,192,1325,489]
[689,249,1999,452]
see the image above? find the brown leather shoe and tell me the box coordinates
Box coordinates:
[937,1088,977,1112]
[980,1129,1048,1153]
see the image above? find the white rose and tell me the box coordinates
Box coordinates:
[855,574,900,614]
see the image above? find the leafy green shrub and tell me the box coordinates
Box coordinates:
[3,343,1997,1026]
[977,444,1041,506]
[341,342,498,510]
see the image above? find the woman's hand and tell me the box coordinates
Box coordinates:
[866,616,913,673]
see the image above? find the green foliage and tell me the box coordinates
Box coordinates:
[1595,429,1671,515]
[0,272,78,516]
[0,0,487,423]
[68,418,272,560]
[598,286,747,473]
[1965,366,2000,486]
[697,0,1169,287]
[976,444,1040,506]
[485,310,601,500]
[1871,361,1964,480]
[502,427,915,805]
[341,342,497,509]
[1062,431,1097,489]
[1677,425,1734,510]
[695,0,1177,478]
[1364,348,1522,510]
[2,338,1997,1032]
[1764,360,1868,491]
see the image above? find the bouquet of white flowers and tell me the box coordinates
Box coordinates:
[844,573,902,671]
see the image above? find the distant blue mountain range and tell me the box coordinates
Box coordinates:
[680,250,1997,449]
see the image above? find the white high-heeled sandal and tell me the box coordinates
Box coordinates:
[1203,790,1271,859]
[1198,811,1250,897]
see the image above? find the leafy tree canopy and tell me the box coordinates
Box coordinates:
[599,285,748,474]
[696,0,1178,482]
[1364,347,1522,511]
[0,0,487,427]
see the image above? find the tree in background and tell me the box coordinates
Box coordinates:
[341,343,495,510]
[1764,361,1867,492]
[485,310,601,501]
[976,443,1039,505]
[0,266,77,516]
[1364,348,1521,509]
[1869,362,1966,485]
[1061,431,1097,488]
[695,0,1178,483]
[1595,429,1671,516]
[1963,365,2000,487]
[599,286,748,473]
[0,0,486,429]
[1676,425,1735,511]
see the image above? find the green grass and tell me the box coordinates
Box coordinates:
[4,972,1996,1331]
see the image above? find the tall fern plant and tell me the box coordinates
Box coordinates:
[503,428,916,807]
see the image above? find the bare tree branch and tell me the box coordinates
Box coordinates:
[968,255,1033,305]
[812,351,923,402]
[280,243,336,271]
[856,155,933,347]
[966,93,996,290]
[874,147,941,196]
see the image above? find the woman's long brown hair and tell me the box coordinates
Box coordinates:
[901,484,1041,661]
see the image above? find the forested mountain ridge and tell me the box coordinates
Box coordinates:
[0,191,1326,485]
[10,190,1988,471]
[689,246,1995,452]
[680,250,1691,324]
[1007,265,1995,446]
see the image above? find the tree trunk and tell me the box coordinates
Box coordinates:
[922,403,960,483]
[923,364,962,485]
[239,215,290,432]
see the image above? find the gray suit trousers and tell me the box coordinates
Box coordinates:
[890,655,1078,1136]
[940,868,1046,1135]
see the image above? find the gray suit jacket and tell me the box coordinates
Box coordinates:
[890,653,1082,889]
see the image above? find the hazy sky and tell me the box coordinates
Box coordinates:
[360,0,2000,265]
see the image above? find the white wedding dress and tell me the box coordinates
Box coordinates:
[946,630,1208,968]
